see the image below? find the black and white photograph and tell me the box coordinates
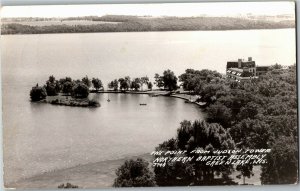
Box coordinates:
[1,1,298,189]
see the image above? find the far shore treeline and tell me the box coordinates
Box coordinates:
[2,15,295,35]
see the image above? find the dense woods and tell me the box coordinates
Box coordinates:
[115,64,298,186]
[2,15,295,34]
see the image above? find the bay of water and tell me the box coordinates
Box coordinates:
[1,29,296,184]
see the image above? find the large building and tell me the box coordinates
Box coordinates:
[226,57,269,82]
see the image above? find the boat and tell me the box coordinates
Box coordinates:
[140,103,147,106]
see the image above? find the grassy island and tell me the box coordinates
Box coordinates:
[30,75,101,108]
[42,95,100,108]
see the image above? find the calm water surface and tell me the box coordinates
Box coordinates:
[2,29,295,183]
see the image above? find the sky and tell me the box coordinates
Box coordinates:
[0,1,296,18]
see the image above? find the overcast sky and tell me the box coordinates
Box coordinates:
[1,2,295,18]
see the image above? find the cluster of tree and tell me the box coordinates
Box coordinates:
[108,76,153,91]
[107,69,179,92]
[114,64,297,186]
[2,16,295,35]
[154,69,178,91]
[179,69,222,93]
[114,120,237,187]
[180,65,298,184]
[58,183,79,189]
[30,75,103,101]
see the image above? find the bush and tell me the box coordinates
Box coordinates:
[114,158,156,187]
[30,85,47,101]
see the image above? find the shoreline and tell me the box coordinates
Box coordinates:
[91,90,206,107]
[2,27,295,36]
[7,151,261,189]
[7,153,152,189]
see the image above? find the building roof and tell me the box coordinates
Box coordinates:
[227,68,253,77]
[227,61,255,69]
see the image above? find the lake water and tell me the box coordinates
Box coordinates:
[1,29,296,184]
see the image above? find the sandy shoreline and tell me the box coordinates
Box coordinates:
[7,153,152,189]
[7,152,261,189]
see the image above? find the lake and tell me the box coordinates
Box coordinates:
[1,29,296,185]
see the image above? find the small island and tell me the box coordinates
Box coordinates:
[30,76,101,107]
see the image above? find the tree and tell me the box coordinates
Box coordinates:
[270,63,283,70]
[92,78,103,91]
[118,76,131,91]
[147,82,153,90]
[59,77,72,85]
[154,120,236,186]
[108,79,119,91]
[206,102,232,129]
[154,138,194,186]
[30,84,47,101]
[154,73,164,89]
[62,81,74,95]
[48,75,55,83]
[82,75,91,88]
[141,76,149,90]
[130,78,141,91]
[236,163,254,185]
[200,83,226,104]
[45,75,60,96]
[176,120,235,185]
[72,83,89,98]
[261,136,298,184]
[114,158,156,187]
[179,69,222,91]
[162,69,178,91]
[236,101,260,120]
[230,119,272,149]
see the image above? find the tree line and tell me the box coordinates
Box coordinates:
[108,76,152,91]
[2,15,295,35]
[113,64,298,186]
[108,70,178,92]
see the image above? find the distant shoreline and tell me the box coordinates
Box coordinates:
[2,15,295,35]
[1,27,295,36]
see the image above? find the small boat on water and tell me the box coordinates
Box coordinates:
[140,103,147,106]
